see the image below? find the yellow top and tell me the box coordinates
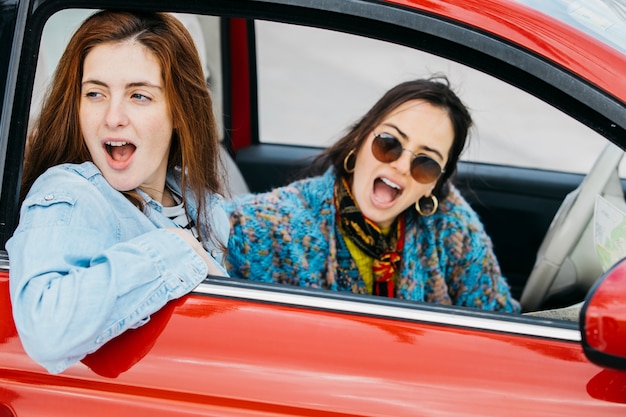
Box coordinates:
[340,225,393,294]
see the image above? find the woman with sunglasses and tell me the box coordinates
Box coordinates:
[225,77,520,312]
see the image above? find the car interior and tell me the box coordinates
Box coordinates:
[29,8,626,317]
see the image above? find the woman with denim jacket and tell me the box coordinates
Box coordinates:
[7,10,228,374]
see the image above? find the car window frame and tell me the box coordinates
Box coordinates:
[198,276,581,340]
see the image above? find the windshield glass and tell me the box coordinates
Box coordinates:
[516,0,626,54]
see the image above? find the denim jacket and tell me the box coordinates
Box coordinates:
[7,162,229,374]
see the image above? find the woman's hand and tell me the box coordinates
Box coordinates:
[166,227,225,276]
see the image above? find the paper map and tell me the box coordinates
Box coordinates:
[594,195,626,271]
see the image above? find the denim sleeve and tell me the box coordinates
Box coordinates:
[7,187,209,374]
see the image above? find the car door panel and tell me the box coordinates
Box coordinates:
[3,273,619,416]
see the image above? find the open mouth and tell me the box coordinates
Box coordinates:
[105,141,136,163]
[373,177,402,204]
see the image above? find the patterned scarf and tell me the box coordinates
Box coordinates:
[334,177,405,297]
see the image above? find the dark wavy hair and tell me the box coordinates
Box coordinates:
[308,76,472,202]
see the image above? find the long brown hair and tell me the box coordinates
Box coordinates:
[23,10,224,245]
[308,76,472,202]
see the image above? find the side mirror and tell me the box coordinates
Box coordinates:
[580,257,626,370]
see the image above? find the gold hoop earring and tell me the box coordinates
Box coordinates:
[416,195,438,217]
[343,149,356,174]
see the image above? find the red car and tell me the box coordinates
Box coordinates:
[1,0,626,415]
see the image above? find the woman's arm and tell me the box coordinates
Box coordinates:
[7,183,210,373]
[441,210,521,313]
[449,230,521,313]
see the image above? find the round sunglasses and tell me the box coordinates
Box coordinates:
[371,132,445,184]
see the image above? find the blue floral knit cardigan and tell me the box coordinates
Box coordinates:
[223,169,521,313]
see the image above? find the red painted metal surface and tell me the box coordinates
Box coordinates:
[2,273,626,415]
[585,261,626,358]
[390,0,626,103]
[228,18,253,151]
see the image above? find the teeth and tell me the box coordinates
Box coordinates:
[381,177,401,189]
[105,141,128,147]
